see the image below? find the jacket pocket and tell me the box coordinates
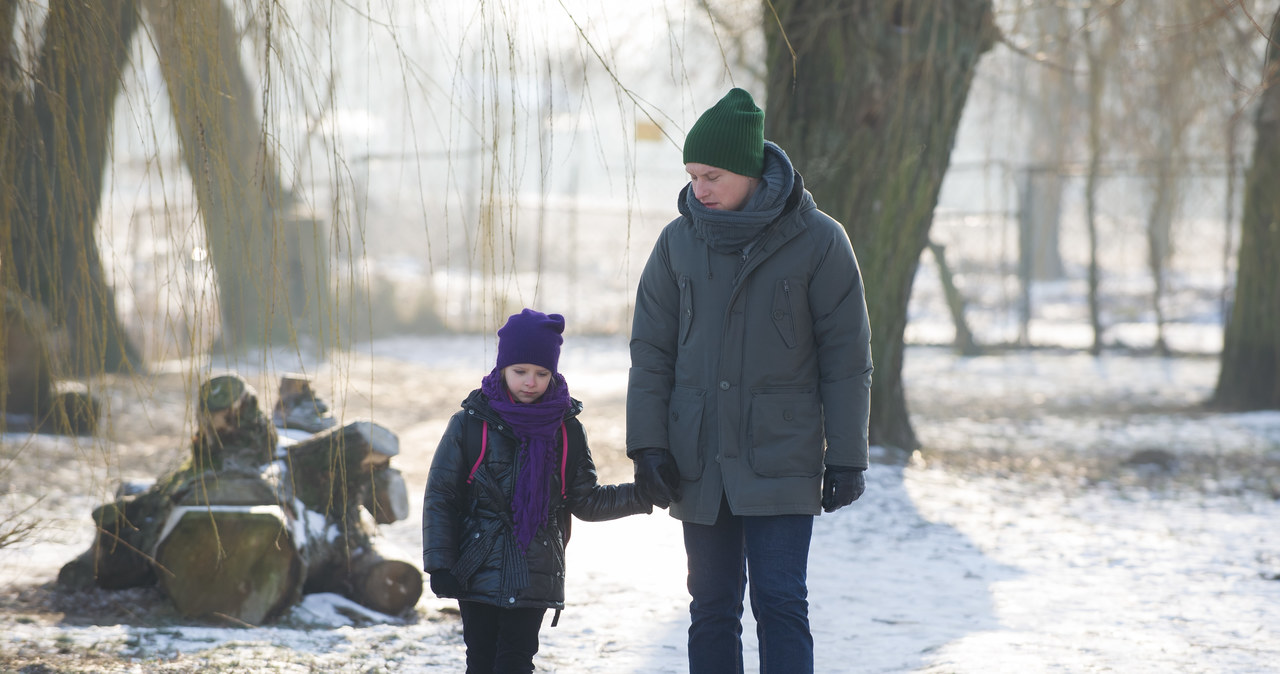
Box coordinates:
[679,275,693,345]
[453,517,500,584]
[668,385,705,480]
[747,387,824,478]
[771,278,797,349]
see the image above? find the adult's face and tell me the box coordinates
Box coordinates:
[685,162,759,212]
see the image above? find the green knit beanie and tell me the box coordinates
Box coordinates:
[682,88,765,178]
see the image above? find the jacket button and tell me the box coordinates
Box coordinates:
[473,532,480,539]
[508,597,516,604]
[783,410,793,421]
[672,411,680,421]
[719,381,730,390]
[773,310,784,320]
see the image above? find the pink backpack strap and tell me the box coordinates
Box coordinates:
[466,421,488,485]
[465,420,568,495]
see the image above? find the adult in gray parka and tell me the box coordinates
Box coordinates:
[627,88,873,674]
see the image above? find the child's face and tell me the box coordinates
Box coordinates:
[503,363,552,403]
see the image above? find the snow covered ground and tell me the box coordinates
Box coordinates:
[2,336,1278,672]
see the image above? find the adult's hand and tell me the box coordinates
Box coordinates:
[821,466,866,513]
[633,448,681,508]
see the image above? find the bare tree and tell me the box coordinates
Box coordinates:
[0,0,142,375]
[1214,8,1280,410]
[763,0,996,450]
[1079,2,1128,355]
[142,0,331,351]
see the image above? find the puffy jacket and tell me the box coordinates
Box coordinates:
[627,167,873,525]
[423,389,649,609]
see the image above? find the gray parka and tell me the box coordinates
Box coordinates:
[626,147,873,525]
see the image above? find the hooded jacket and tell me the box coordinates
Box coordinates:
[626,142,873,525]
[423,389,649,609]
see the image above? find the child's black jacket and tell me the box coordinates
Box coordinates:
[422,388,649,609]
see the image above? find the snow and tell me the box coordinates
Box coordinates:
[3,338,1279,672]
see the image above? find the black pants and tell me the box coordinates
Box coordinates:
[459,600,547,674]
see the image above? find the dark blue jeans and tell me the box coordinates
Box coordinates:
[458,601,546,674]
[683,497,815,674]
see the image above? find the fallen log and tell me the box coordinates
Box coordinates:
[282,419,403,518]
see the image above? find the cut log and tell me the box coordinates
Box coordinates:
[56,490,165,590]
[363,467,409,524]
[171,471,278,506]
[59,372,419,622]
[304,544,422,616]
[194,374,277,471]
[272,374,337,433]
[153,505,304,625]
[350,551,423,616]
[284,420,398,515]
[1,291,55,418]
[1,291,100,435]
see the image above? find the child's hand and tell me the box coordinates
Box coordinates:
[429,569,462,597]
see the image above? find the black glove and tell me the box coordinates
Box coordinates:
[429,569,462,598]
[821,466,866,513]
[633,448,681,508]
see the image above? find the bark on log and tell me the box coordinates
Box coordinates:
[301,529,422,616]
[56,493,162,590]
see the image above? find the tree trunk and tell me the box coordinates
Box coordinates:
[927,242,979,356]
[1145,154,1174,356]
[142,0,330,351]
[1213,9,1280,410]
[0,0,142,375]
[1082,10,1108,357]
[763,0,995,450]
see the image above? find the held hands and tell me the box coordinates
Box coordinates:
[821,466,866,513]
[633,448,681,509]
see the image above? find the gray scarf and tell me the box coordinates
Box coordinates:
[680,141,796,254]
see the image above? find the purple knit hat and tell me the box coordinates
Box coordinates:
[496,309,565,372]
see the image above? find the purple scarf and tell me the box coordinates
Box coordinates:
[481,367,572,552]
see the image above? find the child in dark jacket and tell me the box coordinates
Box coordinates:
[422,308,650,674]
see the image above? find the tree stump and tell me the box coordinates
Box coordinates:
[1,291,98,434]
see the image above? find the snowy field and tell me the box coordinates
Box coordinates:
[1,335,1278,673]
